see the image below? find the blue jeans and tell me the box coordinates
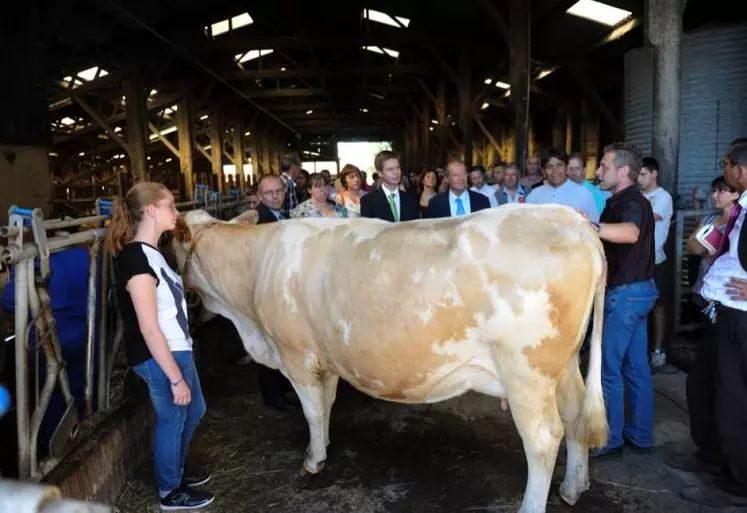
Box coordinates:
[133,351,206,496]
[601,279,658,449]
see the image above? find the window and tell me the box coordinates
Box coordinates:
[302,161,339,175]
[58,66,109,90]
[206,11,254,38]
[566,0,632,26]
[235,49,274,64]
[363,8,410,28]
[362,46,400,59]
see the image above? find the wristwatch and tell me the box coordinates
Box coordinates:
[590,222,601,233]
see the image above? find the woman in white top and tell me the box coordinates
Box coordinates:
[334,164,366,217]
[108,182,213,510]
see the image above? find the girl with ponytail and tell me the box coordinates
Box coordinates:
[109,182,214,510]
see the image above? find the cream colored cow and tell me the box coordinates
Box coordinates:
[172,204,609,513]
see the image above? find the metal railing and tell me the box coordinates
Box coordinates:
[0,184,249,481]
[673,208,720,335]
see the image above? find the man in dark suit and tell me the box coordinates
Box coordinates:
[427,160,491,218]
[249,175,297,412]
[361,150,420,222]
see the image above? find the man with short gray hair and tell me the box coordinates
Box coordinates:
[427,160,490,218]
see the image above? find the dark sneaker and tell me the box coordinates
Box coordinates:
[183,469,212,488]
[589,445,623,459]
[160,487,215,510]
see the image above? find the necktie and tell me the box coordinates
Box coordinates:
[456,197,465,216]
[388,193,399,221]
[713,203,743,259]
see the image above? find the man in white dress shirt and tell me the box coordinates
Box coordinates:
[525,148,599,222]
[469,165,499,207]
[678,143,747,507]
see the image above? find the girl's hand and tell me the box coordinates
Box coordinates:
[171,380,191,405]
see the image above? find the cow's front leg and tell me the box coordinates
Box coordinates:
[289,381,327,475]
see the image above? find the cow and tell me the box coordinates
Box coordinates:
[170,204,609,513]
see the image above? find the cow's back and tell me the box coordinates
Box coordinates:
[244,205,604,402]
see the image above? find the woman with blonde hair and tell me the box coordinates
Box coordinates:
[107,182,213,510]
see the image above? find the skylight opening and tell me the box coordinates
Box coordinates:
[58,66,109,90]
[494,81,510,89]
[235,48,274,64]
[362,46,400,59]
[536,68,555,80]
[207,11,254,38]
[481,102,490,110]
[149,125,177,141]
[363,8,410,28]
[566,0,632,26]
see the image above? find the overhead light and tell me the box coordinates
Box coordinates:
[231,12,253,29]
[199,114,209,120]
[360,108,369,113]
[48,152,59,157]
[207,11,253,38]
[429,126,434,131]
[431,120,438,125]
[306,109,314,115]
[280,67,287,71]
[566,0,632,26]
[165,157,173,163]
[60,117,76,126]
[78,152,85,156]
[244,131,251,136]
[484,78,492,85]
[370,93,385,100]
[149,89,158,97]
[481,102,489,110]
[77,66,107,81]
[494,81,510,89]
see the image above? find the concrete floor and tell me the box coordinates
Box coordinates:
[115,363,743,513]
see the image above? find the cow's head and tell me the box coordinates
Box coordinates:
[170,208,259,280]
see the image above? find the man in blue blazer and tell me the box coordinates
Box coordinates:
[427,160,491,218]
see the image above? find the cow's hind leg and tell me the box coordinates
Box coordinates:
[288,380,328,475]
[556,358,589,506]
[322,373,339,447]
[506,386,564,513]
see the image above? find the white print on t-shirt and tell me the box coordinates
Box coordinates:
[139,244,193,353]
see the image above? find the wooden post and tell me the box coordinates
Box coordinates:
[233,123,245,189]
[209,111,224,192]
[177,97,195,199]
[459,46,473,168]
[123,78,149,181]
[509,0,531,173]
[421,96,431,168]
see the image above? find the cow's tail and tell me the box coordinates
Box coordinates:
[574,250,609,449]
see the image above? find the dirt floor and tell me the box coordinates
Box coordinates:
[115,362,744,513]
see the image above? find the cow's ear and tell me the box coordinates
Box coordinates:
[172,215,193,242]
[232,209,259,226]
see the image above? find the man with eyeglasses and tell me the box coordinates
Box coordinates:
[256,175,288,222]
[240,175,298,412]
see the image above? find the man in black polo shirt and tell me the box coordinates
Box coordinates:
[589,143,658,458]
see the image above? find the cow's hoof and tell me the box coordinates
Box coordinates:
[558,481,588,506]
[300,461,325,477]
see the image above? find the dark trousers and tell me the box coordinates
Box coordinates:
[690,305,747,492]
[686,328,722,463]
[714,306,747,493]
[258,366,291,405]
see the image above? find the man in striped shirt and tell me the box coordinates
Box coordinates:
[588,143,658,459]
